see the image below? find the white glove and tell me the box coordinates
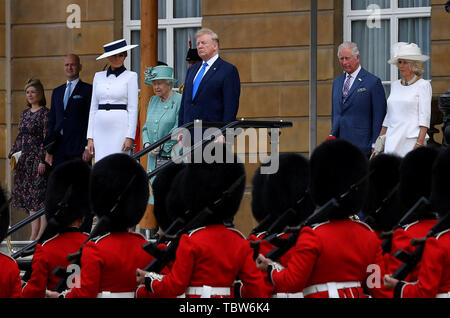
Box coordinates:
[144,143,151,148]
[149,146,161,157]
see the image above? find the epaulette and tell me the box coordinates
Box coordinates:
[41,234,60,247]
[310,220,330,230]
[188,227,206,237]
[92,232,111,243]
[351,219,375,232]
[401,220,419,231]
[227,227,247,239]
[0,251,17,263]
[436,229,450,240]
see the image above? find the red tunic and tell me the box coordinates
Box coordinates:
[138,225,268,298]
[0,252,22,298]
[66,232,154,298]
[271,219,391,298]
[386,219,437,281]
[22,231,88,298]
[248,232,296,296]
[399,229,450,298]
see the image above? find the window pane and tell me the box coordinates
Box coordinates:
[398,17,431,80]
[351,0,390,10]
[130,0,166,20]
[352,19,391,81]
[174,0,202,18]
[130,29,167,87]
[174,28,201,87]
[398,0,430,8]
[131,0,140,20]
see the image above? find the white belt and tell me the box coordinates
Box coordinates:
[303,281,361,298]
[436,292,450,298]
[97,291,135,298]
[272,292,304,298]
[180,286,231,298]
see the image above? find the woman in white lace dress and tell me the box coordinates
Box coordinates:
[378,43,431,157]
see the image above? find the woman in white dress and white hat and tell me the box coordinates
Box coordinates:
[86,39,139,162]
[378,42,431,157]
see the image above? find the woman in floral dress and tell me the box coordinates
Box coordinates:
[9,78,50,241]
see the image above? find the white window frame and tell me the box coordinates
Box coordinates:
[343,0,431,86]
[123,0,202,70]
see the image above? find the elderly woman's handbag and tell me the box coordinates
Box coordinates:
[10,151,22,171]
[370,135,386,160]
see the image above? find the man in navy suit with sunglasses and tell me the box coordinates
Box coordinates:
[45,54,93,167]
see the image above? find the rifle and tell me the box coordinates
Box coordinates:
[51,215,112,293]
[141,174,245,273]
[380,196,432,254]
[141,208,213,273]
[249,207,299,260]
[364,183,399,229]
[392,212,450,281]
[263,198,339,261]
[262,171,373,262]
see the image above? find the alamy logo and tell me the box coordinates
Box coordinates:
[67,4,81,29]
[366,4,381,29]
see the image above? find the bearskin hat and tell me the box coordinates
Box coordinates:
[399,146,439,211]
[251,153,314,225]
[90,154,149,231]
[0,186,10,243]
[363,153,402,231]
[431,147,450,217]
[152,163,186,231]
[44,160,91,230]
[309,139,369,219]
[166,148,246,226]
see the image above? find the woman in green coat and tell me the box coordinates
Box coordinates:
[142,66,181,236]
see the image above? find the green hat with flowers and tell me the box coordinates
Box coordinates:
[144,65,178,86]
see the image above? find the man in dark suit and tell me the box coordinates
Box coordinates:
[178,28,240,128]
[329,42,387,157]
[45,54,93,167]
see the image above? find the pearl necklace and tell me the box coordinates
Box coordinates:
[402,75,418,86]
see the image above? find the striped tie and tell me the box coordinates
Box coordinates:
[342,74,352,101]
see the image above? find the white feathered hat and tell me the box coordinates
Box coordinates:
[96,39,138,60]
[388,42,429,65]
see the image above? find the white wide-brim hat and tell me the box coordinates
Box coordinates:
[388,42,429,65]
[96,39,138,60]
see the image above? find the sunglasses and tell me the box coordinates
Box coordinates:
[113,53,126,58]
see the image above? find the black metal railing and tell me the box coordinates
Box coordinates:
[8,119,292,259]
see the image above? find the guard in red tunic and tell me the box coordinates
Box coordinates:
[22,160,91,298]
[247,153,315,298]
[136,148,268,298]
[0,186,22,298]
[384,147,450,298]
[257,139,391,298]
[65,154,154,298]
[384,147,439,281]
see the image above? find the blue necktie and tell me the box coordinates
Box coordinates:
[61,82,71,135]
[192,62,208,99]
[63,82,72,110]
